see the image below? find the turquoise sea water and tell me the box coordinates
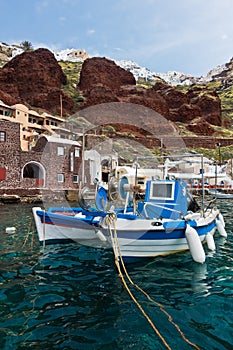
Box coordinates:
[0,202,232,350]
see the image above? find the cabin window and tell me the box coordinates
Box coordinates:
[57,146,65,156]
[57,173,64,183]
[150,182,175,200]
[73,175,79,183]
[0,131,6,141]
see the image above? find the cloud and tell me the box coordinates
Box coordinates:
[59,16,67,24]
[35,0,49,13]
[114,47,125,52]
[221,34,228,40]
[86,29,95,36]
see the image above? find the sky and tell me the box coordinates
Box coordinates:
[1,0,233,76]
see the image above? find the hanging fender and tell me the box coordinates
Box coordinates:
[218,213,225,228]
[96,229,107,242]
[216,218,227,238]
[185,224,206,263]
[205,232,216,251]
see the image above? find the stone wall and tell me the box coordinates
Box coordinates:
[0,119,82,195]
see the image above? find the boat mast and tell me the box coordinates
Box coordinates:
[201,154,205,213]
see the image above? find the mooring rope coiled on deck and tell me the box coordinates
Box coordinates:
[105,211,200,350]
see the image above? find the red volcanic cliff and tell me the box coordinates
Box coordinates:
[0,48,74,115]
[77,57,222,135]
[0,51,223,136]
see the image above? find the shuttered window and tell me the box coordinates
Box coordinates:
[0,167,6,180]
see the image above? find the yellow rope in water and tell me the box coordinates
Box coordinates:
[105,211,200,350]
[105,212,171,350]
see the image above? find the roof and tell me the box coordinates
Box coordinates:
[41,112,65,122]
[11,103,29,112]
[28,109,40,117]
[41,135,81,146]
[0,100,12,109]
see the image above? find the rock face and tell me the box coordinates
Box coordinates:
[78,57,136,92]
[186,118,215,136]
[187,87,222,126]
[0,51,223,137]
[77,57,222,135]
[0,48,74,115]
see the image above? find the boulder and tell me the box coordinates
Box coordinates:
[186,118,215,135]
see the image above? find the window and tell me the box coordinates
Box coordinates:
[70,152,74,172]
[73,175,79,183]
[0,131,6,142]
[74,148,80,157]
[150,181,175,201]
[0,167,6,180]
[57,146,65,156]
[57,173,64,183]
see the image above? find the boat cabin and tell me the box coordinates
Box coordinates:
[138,179,188,219]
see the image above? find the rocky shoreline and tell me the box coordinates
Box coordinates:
[0,189,79,204]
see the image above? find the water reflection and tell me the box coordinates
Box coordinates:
[0,202,233,349]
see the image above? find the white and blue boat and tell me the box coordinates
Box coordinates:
[99,154,227,263]
[32,154,227,263]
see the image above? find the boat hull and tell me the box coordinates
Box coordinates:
[32,207,100,244]
[101,210,219,262]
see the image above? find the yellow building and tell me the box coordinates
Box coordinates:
[0,101,76,151]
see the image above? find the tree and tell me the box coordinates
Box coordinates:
[21,41,33,51]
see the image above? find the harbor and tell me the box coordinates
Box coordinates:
[0,200,232,349]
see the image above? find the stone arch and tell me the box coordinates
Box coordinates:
[22,161,46,187]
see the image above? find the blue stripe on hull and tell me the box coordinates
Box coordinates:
[113,221,216,240]
[36,210,97,229]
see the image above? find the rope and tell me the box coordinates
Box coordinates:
[105,211,200,350]
[105,211,171,349]
[22,218,35,248]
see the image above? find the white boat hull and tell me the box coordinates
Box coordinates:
[32,207,99,244]
[101,209,219,262]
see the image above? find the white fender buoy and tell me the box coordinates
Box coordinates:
[185,225,206,263]
[216,219,227,238]
[205,232,216,251]
[218,213,225,228]
[96,229,107,242]
[5,227,16,233]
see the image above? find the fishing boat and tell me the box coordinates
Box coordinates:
[207,188,233,199]
[99,155,227,263]
[32,154,227,263]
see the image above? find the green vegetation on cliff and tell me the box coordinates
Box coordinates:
[59,61,84,102]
